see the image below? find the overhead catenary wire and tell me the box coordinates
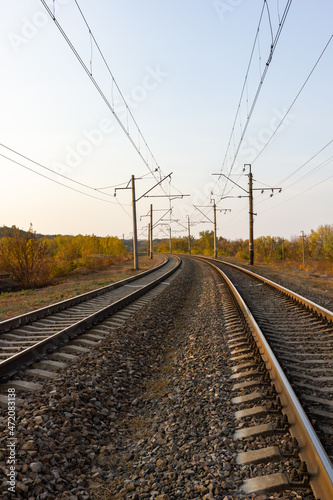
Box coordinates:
[214,0,293,203]
[0,142,132,218]
[219,1,267,178]
[41,0,186,205]
[220,38,333,225]
[252,35,333,164]
[212,137,333,233]
[223,0,293,178]
[285,155,333,189]
[189,0,293,227]
[40,0,162,184]
[278,139,333,186]
[0,142,115,197]
[0,153,123,206]
[254,141,333,210]
[259,172,333,214]
[225,148,333,225]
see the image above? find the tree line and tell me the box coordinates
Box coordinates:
[0,225,127,289]
[156,224,333,265]
[1,223,331,289]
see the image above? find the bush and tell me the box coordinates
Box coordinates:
[0,225,51,288]
[235,250,249,260]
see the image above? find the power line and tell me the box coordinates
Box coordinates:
[219,0,293,189]
[285,155,333,190]
[97,171,158,191]
[40,0,162,183]
[0,142,133,218]
[252,35,333,163]
[0,152,121,205]
[251,147,333,215]
[41,0,187,206]
[216,163,333,231]
[278,139,333,185]
[73,0,162,178]
[261,172,333,212]
[200,0,293,216]
[0,142,114,197]
[219,1,267,178]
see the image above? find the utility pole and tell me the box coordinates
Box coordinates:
[142,190,189,258]
[213,166,281,266]
[169,226,172,254]
[131,175,139,270]
[248,165,254,266]
[147,223,150,256]
[301,230,305,266]
[149,204,153,259]
[187,215,191,255]
[194,202,231,258]
[115,172,173,271]
[213,200,217,258]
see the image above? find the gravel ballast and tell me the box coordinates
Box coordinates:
[0,258,316,499]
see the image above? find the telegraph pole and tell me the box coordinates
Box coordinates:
[115,172,173,271]
[248,165,254,266]
[194,202,231,258]
[213,166,281,266]
[187,215,191,255]
[147,223,150,256]
[131,175,139,270]
[149,204,153,259]
[301,230,305,266]
[213,200,217,258]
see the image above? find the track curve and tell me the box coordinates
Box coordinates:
[190,255,333,499]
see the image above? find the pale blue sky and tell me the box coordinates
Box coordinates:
[0,0,332,241]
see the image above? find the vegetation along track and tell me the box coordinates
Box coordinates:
[193,255,333,499]
[0,255,181,387]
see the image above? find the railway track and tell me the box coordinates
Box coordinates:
[1,253,332,498]
[192,256,333,499]
[0,255,181,392]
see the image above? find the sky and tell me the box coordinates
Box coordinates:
[0,0,332,242]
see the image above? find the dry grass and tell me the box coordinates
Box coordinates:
[89,476,125,500]
[123,415,153,439]
[0,255,164,322]
[145,378,170,398]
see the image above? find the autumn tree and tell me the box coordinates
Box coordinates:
[0,224,51,288]
[309,225,333,260]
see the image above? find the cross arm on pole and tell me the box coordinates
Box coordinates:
[193,205,213,224]
[143,194,190,199]
[175,220,187,231]
[136,172,173,202]
[253,187,282,197]
[212,173,248,194]
[114,181,130,196]
[152,208,173,229]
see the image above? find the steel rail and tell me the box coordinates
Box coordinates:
[202,256,333,322]
[0,256,182,382]
[194,256,333,500]
[0,255,169,333]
